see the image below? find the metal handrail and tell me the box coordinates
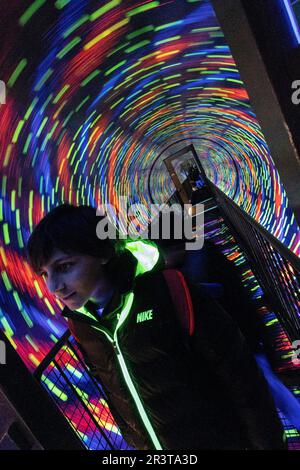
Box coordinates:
[210,183,300,272]
[33,329,70,380]
[207,183,300,341]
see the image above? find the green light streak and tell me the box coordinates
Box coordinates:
[23,133,32,154]
[202,71,220,75]
[107,41,130,58]
[36,117,48,138]
[53,84,70,104]
[34,68,53,92]
[26,334,39,351]
[227,78,243,84]
[39,176,43,194]
[207,54,230,58]
[67,365,83,379]
[40,94,53,114]
[119,108,131,119]
[42,376,68,401]
[81,69,100,87]
[155,20,182,31]
[57,37,81,59]
[281,353,293,359]
[220,67,238,72]
[55,0,71,9]
[13,291,22,311]
[12,120,25,144]
[192,26,219,32]
[3,224,10,245]
[11,190,16,211]
[110,97,125,110]
[143,78,160,89]
[163,74,181,80]
[164,82,180,89]
[125,40,150,54]
[90,113,102,128]
[126,25,154,40]
[126,2,159,17]
[155,35,181,46]
[44,298,55,315]
[17,178,22,198]
[47,120,59,141]
[1,318,14,338]
[75,386,90,402]
[34,280,43,298]
[210,32,224,38]
[105,60,127,76]
[2,272,12,291]
[19,0,47,27]
[266,319,279,326]
[62,110,74,128]
[90,0,121,21]
[7,59,28,88]
[63,15,89,38]
[161,62,181,70]
[17,229,24,250]
[55,176,59,194]
[76,95,90,112]
[50,334,58,343]
[24,97,39,120]
[122,61,165,82]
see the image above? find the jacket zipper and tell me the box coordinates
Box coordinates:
[91,292,163,450]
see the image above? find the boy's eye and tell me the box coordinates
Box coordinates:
[39,262,74,279]
[57,263,73,273]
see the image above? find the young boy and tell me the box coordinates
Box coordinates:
[27,204,286,450]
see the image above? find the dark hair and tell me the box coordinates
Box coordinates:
[26,204,116,273]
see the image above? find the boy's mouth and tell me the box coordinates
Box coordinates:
[62,292,76,301]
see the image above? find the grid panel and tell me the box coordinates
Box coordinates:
[38,336,132,450]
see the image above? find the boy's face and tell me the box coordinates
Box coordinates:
[39,249,112,310]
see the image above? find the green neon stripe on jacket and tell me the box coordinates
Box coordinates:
[76,305,98,321]
[91,292,162,450]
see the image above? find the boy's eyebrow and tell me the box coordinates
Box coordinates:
[39,255,74,273]
[51,256,73,265]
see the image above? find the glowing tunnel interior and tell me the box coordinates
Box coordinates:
[1,0,300,248]
[1,0,300,450]
[1,0,300,369]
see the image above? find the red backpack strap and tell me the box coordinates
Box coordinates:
[162,269,195,336]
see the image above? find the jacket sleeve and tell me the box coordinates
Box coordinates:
[189,287,286,450]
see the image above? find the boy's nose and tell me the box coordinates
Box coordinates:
[46,276,65,295]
